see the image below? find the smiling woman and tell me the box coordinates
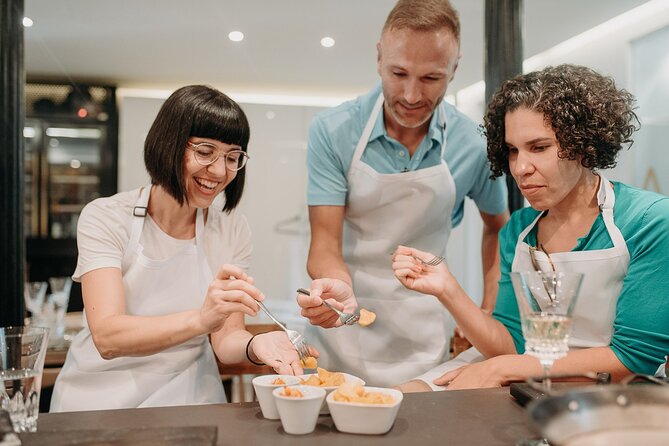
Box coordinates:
[49,85,316,412]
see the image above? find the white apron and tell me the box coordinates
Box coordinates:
[417,175,641,390]
[51,185,226,411]
[309,94,457,386]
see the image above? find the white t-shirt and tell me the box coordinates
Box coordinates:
[73,188,252,282]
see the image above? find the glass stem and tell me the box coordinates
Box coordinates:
[541,361,552,390]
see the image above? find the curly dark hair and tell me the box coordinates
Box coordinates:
[484,64,639,178]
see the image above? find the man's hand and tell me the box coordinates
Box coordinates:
[296,278,357,328]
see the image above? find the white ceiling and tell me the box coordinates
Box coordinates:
[25,0,650,99]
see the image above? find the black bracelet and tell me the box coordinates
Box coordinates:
[245,333,266,366]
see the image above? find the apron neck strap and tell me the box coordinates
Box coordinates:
[597,173,615,211]
[352,94,448,163]
[352,94,384,163]
[128,185,206,252]
[438,102,447,158]
[128,185,152,251]
[596,173,626,250]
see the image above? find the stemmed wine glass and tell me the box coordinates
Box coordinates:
[47,277,72,342]
[510,271,583,389]
[24,281,48,316]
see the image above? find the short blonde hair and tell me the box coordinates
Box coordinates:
[382,0,460,45]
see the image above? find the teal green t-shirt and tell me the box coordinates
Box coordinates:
[493,181,669,375]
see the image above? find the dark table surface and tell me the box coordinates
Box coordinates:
[30,387,539,445]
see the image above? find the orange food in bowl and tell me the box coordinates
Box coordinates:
[333,383,394,404]
[271,377,286,385]
[300,367,345,387]
[280,386,304,397]
[358,309,376,327]
[300,356,318,369]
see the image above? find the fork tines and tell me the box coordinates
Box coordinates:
[412,255,445,266]
[295,341,310,360]
[426,256,445,266]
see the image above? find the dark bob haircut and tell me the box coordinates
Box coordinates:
[484,64,639,178]
[144,85,250,212]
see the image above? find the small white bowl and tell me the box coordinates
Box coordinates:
[326,386,403,435]
[273,385,326,435]
[297,372,365,415]
[252,374,301,419]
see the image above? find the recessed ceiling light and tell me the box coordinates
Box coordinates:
[228,31,244,42]
[320,37,335,48]
[23,17,33,27]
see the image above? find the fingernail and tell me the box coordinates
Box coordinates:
[258,293,265,301]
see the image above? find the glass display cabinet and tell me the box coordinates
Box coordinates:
[24,82,118,310]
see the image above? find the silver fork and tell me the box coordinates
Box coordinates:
[296,288,360,326]
[412,255,445,266]
[256,301,310,360]
[390,251,445,266]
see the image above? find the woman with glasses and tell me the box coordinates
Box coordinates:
[391,65,669,391]
[51,85,314,411]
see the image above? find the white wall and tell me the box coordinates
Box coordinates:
[454,6,669,190]
[234,103,322,313]
[630,25,669,195]
[117,96,157,190]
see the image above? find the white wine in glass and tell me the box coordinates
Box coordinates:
[511,271,583,389]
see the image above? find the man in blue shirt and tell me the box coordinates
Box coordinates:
[297,0,509,386]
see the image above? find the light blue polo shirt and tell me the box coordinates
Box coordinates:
[307,84,508,226]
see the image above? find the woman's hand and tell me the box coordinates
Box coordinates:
[297,278,357,328]
[434,355,528,390]
[391,245,454,299]
[251,331,320,375]
[199,264,264,333]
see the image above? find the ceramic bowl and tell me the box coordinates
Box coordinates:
[272,385,326,435]
[297,372,365,414]
[251,374,301,419]
[326,386,403,434]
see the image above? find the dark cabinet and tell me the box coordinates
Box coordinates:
[24,82,118,311]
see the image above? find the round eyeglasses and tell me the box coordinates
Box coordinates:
[187,142,249,171]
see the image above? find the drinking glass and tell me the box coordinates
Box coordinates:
[24,281,48,316]
[47,277,72,340]
[510,271,583,389]
[0,326,49,432]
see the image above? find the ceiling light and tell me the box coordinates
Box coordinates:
[23,17,33,27]
[228,31,244,42]
[320,37,335,48]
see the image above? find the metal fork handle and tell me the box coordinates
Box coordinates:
[297,288,344,315]
[256,301,289,332]
[256,300,311,360]
[297,288,359,325]
[321,299,347,317]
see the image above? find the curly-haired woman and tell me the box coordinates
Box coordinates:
[392,64,669,391]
